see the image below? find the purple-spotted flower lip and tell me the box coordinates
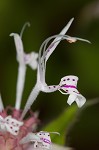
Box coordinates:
[40,137,51,144]
[61,84,77,89]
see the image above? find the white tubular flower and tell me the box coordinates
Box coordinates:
[10,24,38,110]
[21,18,90,120]
[58,75,86,107]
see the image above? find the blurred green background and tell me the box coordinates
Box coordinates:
[0,0,99,150]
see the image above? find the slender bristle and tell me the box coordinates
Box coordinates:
[20,22,30,38]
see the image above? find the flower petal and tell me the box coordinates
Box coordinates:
[10,33,24,64]
[75,94,86,107]
[67,94,77,106]
[5,115,23,135]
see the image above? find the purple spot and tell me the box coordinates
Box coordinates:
[73,91,80,94]
[62,85,76,89]
[47,43,55,52]
[67,78,70,80]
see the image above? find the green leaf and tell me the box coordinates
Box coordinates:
[42,105,78,145]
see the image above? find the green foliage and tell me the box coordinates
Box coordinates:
[43,105,78,145]
[66,99,99,150]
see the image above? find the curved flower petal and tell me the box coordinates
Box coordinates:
[45,18,74,62]
[67,94,77,105]
[75,94,86,107]
[67,94,86,107]
[10,33,24,64]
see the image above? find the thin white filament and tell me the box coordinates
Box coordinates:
[38,17,74,83]
[49,132,60,135]
[20,22,30,38]
[58,89,68,95]
[38,34,90,84]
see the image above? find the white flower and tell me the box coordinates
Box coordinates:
[21,18,90,120]
[0,115,23,135]
[20,18,75,119]
[10,24,38,110]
